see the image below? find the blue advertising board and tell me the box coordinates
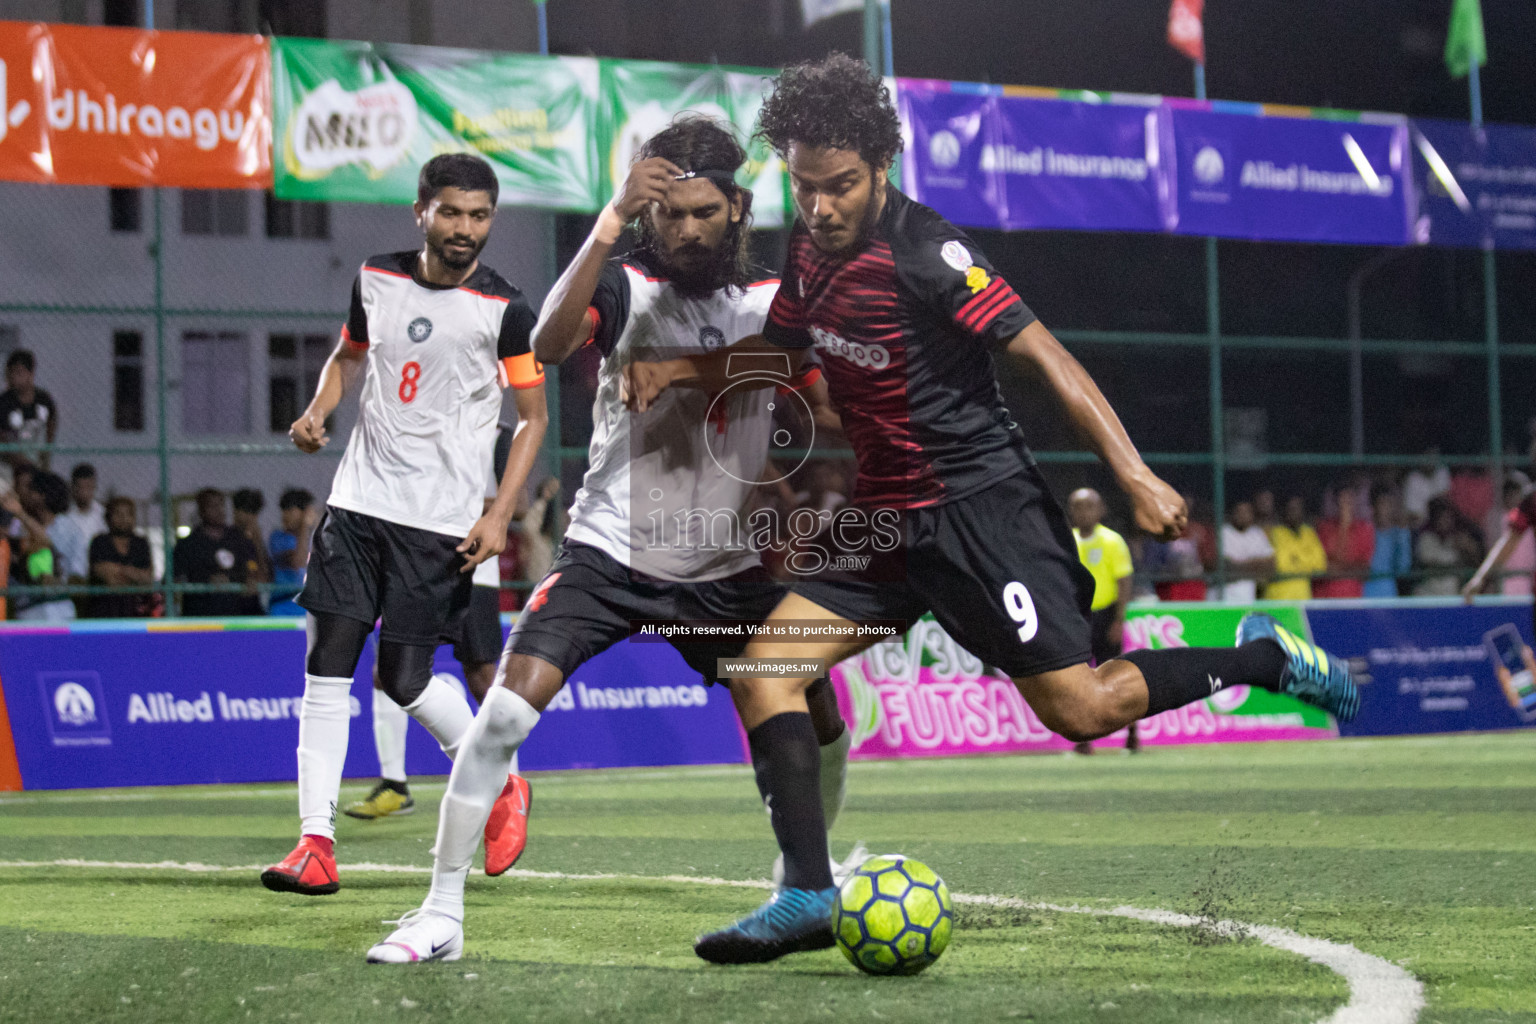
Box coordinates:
[1163,107,1413,245]
[1306,601,1536,737]
[0,620,747,791]
[1412,118,1536,251]
[899,83,1165,234]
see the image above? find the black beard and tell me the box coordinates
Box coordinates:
[433,237,482,271]
[652,244,732,299]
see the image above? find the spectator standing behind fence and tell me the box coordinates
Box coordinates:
[1403,450,1451,529]
[62,464,106,545]
[1216,500,1274,603]
[1365,486,1413,597]
[232,489,274,609]
[174,488,261,617]
[1264,496,1326,601]
[87,497,154,619]
[1139,493,1215,601]
[1414,496,1483,596]
[0,350,58,471]
[2,475,74,621]
[1068,488,1139,754]
[269,488,319,615]
[1315,486,1374,599]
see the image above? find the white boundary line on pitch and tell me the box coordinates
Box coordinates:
[0,859,1422,1024]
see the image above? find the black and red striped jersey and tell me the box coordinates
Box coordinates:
[763,187,1037,509]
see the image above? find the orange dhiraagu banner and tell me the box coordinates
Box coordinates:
[0,21,271,188]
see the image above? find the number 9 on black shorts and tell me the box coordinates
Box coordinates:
[789,463,1095,679]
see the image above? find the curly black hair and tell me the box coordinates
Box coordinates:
[630,113,756,296]
[755,52,903,171]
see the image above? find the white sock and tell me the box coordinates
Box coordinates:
[297,674,353,840]
[373,687,409,783]
[405,673,476,761]
[820,728,852,832]
[508,751,520,776]
[423,687,540,920]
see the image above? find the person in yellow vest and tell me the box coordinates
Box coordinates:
[1264,495,1327,601]
[1068,488,1139,754]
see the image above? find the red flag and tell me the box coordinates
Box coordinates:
[1167,0,1205,63]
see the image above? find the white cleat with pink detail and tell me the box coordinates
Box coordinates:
[367,908,463,964]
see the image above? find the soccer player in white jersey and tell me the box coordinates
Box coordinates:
[368,116,853,963]
[261,154,548,896]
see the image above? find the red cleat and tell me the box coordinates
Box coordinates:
[483,774,531,877]
[260,836,340,895]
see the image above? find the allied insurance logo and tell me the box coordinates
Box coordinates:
[38,671,112,747]
[1193,146,1225,185]
[928,130,961,169]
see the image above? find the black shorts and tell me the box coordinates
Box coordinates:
[297,506,473,647]
[509,542,786,684]
[453,585,504,667]
[791,465,1094,678]
[1088,606,1120,666]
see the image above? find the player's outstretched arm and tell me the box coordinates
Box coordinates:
[532,156,684,366]
[289,336,364,453]
[1462,524,1522,601]
[458,384,549,572]
[1005,320,1185,540]
[622,338,807,412]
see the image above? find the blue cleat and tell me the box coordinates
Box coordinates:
[694,887,837,964]
[1237,613,1360,722]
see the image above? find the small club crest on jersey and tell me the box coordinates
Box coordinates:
[407,317,433,343]
[940,240,974,273]
[699,325,725,351]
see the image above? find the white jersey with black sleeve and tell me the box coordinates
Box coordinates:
[327,251,544,538]
[563,257,822,582]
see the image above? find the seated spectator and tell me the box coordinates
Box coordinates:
[174,488,261,617]
[1315,485,1375,598]
[0,350,58,470]
[1216,500,1274,603]
[1265,495,1327,601]
[62,463,106,545]
[87,497,154,618]
[2,480,73,621]
[1365,485,1413,597]
[20,471,87,587]
[1414,496,1483,596]
[1252,488,1278,532]
[269,488,318,615]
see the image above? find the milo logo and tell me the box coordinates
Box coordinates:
[286,79,417,178]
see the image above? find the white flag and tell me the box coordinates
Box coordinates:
[801,0,871,30]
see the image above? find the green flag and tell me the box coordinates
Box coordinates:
[1444,0,1487,78]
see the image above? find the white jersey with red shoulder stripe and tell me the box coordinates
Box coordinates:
[328,251,543,538]
[565,257,820,582]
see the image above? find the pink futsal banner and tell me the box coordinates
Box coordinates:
[829,612,1333,759]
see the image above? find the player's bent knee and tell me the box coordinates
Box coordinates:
[1014,664,1132,743]
[375,642,435,706]
[495,652,567,713]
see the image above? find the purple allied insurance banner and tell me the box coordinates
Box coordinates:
[0,620,746,791]
[895,79,1459,248]
[899,81,1165,233]
[1162,106,1413,245]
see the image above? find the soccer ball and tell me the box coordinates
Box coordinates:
[832,855,953,975]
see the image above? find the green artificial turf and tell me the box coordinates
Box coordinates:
[1,733,1533,1023]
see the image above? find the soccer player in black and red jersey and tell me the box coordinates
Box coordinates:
[627,54,1360,965]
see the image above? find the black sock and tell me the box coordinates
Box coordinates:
[380,779,409,796]
[1123,640,1288,717]
[748,712,833,891]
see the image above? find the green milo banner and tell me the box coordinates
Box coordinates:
[271,38,602,210]
[597,60,786,227]
[270,39,788,222]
